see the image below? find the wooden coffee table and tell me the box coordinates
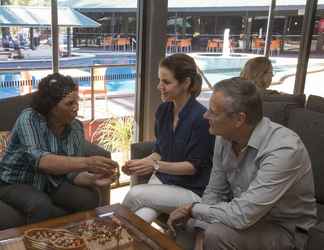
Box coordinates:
[0,203,182,250]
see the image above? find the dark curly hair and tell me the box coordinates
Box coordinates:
[159,53,202,97]
[31,73,78,116]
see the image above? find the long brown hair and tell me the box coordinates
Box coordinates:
[159,53,202,97]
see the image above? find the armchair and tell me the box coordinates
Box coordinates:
[130,142,155,186]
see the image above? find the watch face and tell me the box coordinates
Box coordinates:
[154,162,159,171]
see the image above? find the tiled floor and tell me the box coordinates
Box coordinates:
[78,90,212,121]
[78,94,135,120]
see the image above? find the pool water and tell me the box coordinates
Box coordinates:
[0,65,137,98]
[0,54,306,99]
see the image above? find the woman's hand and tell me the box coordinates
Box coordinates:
[85,156,118,175]
[121,158,154,176]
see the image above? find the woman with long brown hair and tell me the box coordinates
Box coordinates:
[122,53,214,223]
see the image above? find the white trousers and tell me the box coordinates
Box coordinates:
[122,174,201,223]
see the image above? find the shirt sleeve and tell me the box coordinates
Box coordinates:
[66,119,86,182]
[200,138,232,205]
[192,140,309,230]
[184,116,215,171]
[73,119,87,157]
[15,110,51,171]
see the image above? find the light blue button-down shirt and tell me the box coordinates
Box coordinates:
[192,117,317,233]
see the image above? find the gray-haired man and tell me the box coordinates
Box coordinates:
[168,78,317,250]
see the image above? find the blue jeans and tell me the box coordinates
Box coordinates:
[0,180,99,229]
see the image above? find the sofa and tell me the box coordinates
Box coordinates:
[0,93,112,225]
[130,93,324,250]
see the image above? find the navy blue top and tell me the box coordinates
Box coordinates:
[154,96,215,196]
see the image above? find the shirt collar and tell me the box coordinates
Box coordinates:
[177,95,196,120]
[247,117,270,150]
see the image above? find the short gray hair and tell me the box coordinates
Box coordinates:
[213,78,263,126]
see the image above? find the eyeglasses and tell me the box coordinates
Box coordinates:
[205,109,235,120]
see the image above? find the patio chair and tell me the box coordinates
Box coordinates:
[103,36,114,50]
[116,38,130,52]
[176,38,192,53]
[166,37,176,53]
[206,39,219,52]
[252,38,264,54]
[270,39,281,56]
[230,39,238,52]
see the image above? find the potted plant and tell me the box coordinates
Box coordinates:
[92,116,134,166]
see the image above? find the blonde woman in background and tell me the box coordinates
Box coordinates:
[240,56,273,90]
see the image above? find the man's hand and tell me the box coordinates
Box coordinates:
[167,204,193,236]
[194,230,204,250]
[74,171,118,187]
[85,156,118,175]
[122,158,154,176]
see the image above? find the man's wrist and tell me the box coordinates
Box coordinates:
[189,202,200,217]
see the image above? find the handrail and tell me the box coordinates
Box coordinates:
[0,63,137,121]
[0,63,136,73]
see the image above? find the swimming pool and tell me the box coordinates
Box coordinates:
[0,53,137,98]
[1,53,322,99]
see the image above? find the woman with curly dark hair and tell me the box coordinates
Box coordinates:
[0,73,117,229]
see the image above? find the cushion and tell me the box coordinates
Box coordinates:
[262,93,305,126]
[307,221,324,250]
[0,93,33,131]
[130,142,155,186]
[0,131,10,158]
[131,142,155,159]
[306,95,324,114]
[317,203,324,222]
[263,101,302,126]
[287,108,324,204]
[262,92,306,106]
[83,140,111,158]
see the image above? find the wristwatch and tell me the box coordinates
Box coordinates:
[189,202,200,217]
[153,159,160,172]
